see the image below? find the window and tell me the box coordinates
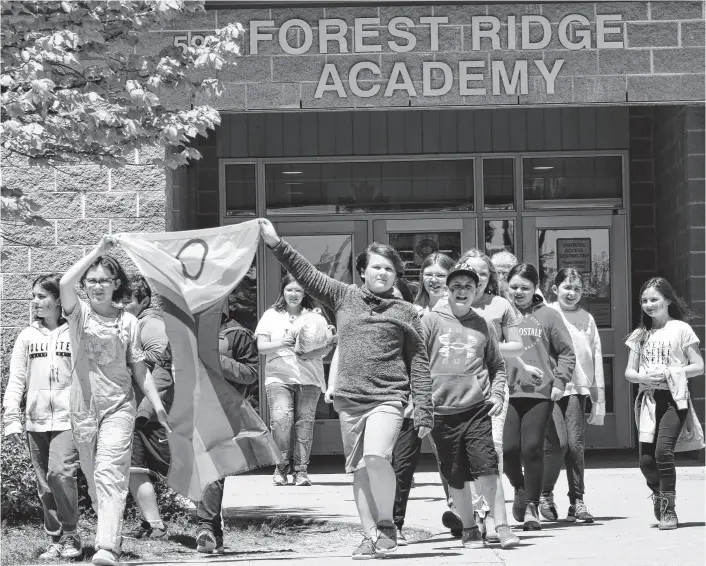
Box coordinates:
[224,164,256,216]
[523,156,623,208]
[265,159,474,214]
[483,158,515,210]
[485,220,515,257]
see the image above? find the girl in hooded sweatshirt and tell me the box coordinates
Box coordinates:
[3,275,81,561]
[60,236,171,566]
[625,277,703,531]
[541,268,605,524]
[503,263,575,531]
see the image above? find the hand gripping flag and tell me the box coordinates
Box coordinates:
[117,220,280,501]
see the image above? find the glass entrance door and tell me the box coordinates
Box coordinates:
[522,214,632,448]
[262,220,367,455]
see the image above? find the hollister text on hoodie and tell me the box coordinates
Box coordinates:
[421,306,506,415]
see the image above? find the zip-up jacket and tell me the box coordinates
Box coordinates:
[422,304,506,415]
[3,321,72,435]
[508,298,576,399]
[134,307,174,423]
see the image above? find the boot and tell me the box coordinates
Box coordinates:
[658,491,678,530]
[648,486,661,521]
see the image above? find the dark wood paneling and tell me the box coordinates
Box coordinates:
[216,107,631,159]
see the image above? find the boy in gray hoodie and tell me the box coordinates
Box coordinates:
[421,265,519,549]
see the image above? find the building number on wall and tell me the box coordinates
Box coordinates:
[173,32,207,53]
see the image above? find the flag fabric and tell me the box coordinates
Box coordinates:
[117,220,280,501]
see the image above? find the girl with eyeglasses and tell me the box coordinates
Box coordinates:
[414,253,456,316]
[60,236,170,566]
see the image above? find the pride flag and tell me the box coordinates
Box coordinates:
[118,220,280,501]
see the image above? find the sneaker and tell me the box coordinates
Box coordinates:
[523,503,541,531]
[92,549,119,566]
[38,543,63,561]
[461,526,486,549]
[495,524,520,549]
[567,500,594,523]
[396,527,408,546]
[60,532,83,560]
[272,466,288,486]
[196,529,218,554]
[512,487,526,523]
[124,520,168,539]
[442,510,464,538]
[485,515,498,543]
[539,493,559,521]
[293,470,312,486]
[351,536,375,560]
[373,521,398,554]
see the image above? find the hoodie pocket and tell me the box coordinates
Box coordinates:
[432,374,482,410]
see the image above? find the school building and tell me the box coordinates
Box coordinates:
[1,1,704,455]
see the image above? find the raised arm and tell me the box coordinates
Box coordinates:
[60,235,116,315]
[259,219,348,308]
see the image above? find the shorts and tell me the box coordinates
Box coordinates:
[130,421,171,478]
[431,403,498,489]
[334,398,404,474]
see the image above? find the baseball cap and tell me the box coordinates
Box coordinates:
[446,263,480,286]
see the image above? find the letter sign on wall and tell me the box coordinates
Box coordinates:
[557,238,592,273]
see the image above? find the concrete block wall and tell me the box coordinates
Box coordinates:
[0,152,167,382]
[149,1,706,111]
[652,105,706,425]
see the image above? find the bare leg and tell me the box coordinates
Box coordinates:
[448,483,478,528]
[363,455,396,524]
[129,472,163,525]
[353,468,378,536]
[475,475,508,526]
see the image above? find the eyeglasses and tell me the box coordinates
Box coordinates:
[85,278,115,287]
[422,273,446,280]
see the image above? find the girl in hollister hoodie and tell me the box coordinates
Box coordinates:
[503,264,575,531]
[3,275,81,560]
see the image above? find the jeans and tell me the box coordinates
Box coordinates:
[503,398,554,505]
[27,430,80,537]
[72,402,135,553]
[639,390,688,493]
[196,479,225,537]
[266,383,321,472]
[543,395,587,503]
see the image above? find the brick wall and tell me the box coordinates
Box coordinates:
[0,151,167,382]
[150,1,706,111]
[652,105,706,425]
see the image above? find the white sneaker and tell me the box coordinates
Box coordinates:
[92,549,119,566]
[38,543,62,561]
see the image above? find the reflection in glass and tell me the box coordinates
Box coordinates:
[284,235,354,420]
[485,220,515,257]
[266,160,474,214]
[224,164,257,216]
[537,228,611,327]
[225,259,259,411]
[390,232,462,283]
[523,156,623,205]
[484,158,515,210]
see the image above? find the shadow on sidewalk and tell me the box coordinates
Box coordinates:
[223,505,349,522]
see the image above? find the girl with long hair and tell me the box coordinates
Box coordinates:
[256,274,334,487]
[503,263,575,531]
[3,275,81,560]
[259,219,432,560]
[541,268,606,524]
[625,277,703,530]
[414,252,455,315]
[60,236,170,566]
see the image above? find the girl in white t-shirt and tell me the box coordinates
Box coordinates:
[256,274,334,487]
[625,277,704,531]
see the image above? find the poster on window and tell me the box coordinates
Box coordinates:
[557,238,592,273]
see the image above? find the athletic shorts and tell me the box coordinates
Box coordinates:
[431,402,498,489]
[130,420,171,478]
[334,398,404,474]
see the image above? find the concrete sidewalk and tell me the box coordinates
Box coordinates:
[213,460,705,566]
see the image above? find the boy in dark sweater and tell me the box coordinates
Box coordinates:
[422,265,520,550]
